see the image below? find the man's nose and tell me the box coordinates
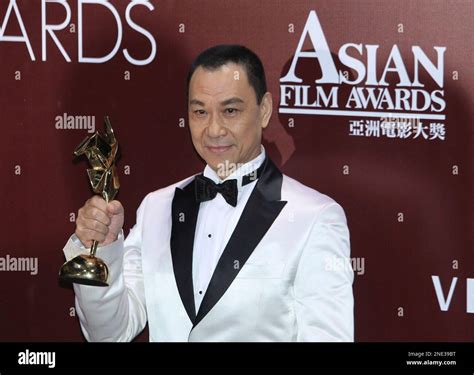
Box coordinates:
[206,113,227,138]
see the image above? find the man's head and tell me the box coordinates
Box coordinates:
[187,45,272,178]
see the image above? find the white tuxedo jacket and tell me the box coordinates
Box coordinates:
[63,158,354,342]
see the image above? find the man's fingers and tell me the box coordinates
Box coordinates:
[75,197,124,247]
[77,216,109,234]
[107,200,124,216]
[81,206,111,226]
[88,195,108,211]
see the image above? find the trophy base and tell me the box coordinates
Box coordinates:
[59,254,109,287]
[59,275,109,287]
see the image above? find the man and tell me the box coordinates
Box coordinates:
[63,45,354,342]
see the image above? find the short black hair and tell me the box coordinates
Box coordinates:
[187,44,267,104]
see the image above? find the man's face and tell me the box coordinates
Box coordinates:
[188,63,272,178]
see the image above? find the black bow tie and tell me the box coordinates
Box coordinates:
[194,164,264,207]
[195,176,238,207]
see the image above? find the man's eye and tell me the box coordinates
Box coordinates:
[194,110,206,116]
[225,108,239,115]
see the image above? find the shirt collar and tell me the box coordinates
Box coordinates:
[203,145,266,192]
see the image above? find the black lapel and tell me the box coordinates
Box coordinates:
[193,157,287,327]
[170,181,199,323]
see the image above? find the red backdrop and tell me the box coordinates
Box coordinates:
[0,0,472,341]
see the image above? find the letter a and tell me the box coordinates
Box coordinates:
[0,0,36,60]
[280,10,338,84]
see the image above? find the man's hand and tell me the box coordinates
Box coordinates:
[75,195,124,248]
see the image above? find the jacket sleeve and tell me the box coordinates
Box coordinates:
[62,195,149,342]
[294,201,354,342]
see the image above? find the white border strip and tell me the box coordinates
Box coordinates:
[278,108,446,120]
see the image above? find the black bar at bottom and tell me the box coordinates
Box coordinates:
[0,342,472,371]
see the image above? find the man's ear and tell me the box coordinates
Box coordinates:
[260,92,273,129]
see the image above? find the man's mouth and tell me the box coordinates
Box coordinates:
[206,145,232,154]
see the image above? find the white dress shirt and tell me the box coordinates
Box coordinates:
[192,146,266,311]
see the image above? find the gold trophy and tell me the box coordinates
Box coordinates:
[59,116,120,286]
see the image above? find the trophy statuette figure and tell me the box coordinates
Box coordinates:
[59,116,120,286]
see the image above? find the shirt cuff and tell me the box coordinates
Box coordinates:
[62,230,125,262]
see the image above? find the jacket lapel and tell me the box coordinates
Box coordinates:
[170,182,199,323]
[193,157,287,327]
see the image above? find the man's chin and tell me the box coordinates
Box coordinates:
[203,150,233,165]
